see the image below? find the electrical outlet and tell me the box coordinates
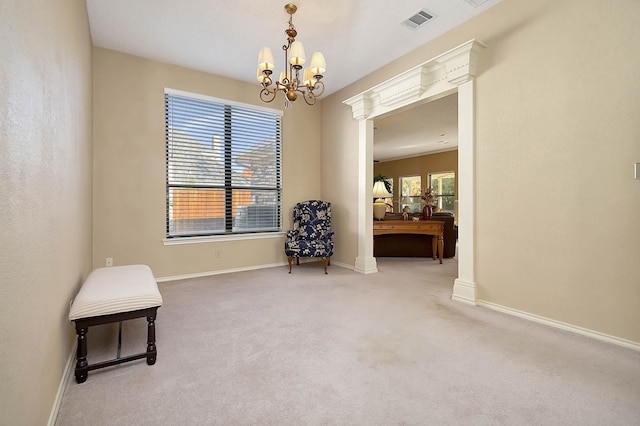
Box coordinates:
[106,257,113,267]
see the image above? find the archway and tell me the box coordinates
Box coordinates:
[343,39,484,305]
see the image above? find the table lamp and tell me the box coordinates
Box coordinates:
[372,181,392,220]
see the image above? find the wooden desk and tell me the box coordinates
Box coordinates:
[373,220,445,264]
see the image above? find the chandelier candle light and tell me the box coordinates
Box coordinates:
[257,3,326,106]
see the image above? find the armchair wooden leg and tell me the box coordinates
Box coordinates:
[287,256,293,273]
[323,257,329,274]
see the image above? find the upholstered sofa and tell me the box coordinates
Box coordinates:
[373,212,457,258]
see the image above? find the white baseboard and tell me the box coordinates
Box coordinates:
[156,259,353,282]
[48,340,77,426]
[329,260,354,271]
[476,299,640,352]
[156,262,287,282]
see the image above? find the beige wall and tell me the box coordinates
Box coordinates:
[374,150,458,212]
[0,1,93,425]
[321,96,361,265]
[92,48,322,278]
[323,0,640,343]
[474,0,640,342]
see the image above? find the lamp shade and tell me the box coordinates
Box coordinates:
[310,52,326,75]
[303,68,316,86]
[258,47,274,71]
[372,181,392,199]
[289,41,306,66]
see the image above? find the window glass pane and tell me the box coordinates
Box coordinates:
[400,175,421,213]
[231,106,280,187]
[233,189,279,231]
[381,178,393,210]
[429,172,455,213]
[167,97,225,186]
[168,187,225,236]
[166,90,281,237]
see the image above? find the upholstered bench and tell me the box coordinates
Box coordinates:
[69,264,163,383]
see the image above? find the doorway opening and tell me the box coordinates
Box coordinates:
[343,39,484,305]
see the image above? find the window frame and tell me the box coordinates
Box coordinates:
[428,171,456,213]
[164,88,283,241]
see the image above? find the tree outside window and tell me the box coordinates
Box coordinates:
[400,175,422,213]
[429,172,455,213]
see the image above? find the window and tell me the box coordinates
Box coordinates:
[165,89,282,238]
[382,177,393,211]
[429,172,455,213]
[400,175,422,213]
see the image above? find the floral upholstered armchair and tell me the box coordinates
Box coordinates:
[285,200,334,274]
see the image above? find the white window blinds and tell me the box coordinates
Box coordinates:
[165,89,282,238]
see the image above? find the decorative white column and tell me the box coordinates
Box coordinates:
[344,39,485,304]
[354,119,378,274]
[452,80,477,305]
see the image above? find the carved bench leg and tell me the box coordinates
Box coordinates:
[75,327,89,383]
[146,314,157,365]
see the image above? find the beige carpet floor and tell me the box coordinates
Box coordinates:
[56,257,640,425]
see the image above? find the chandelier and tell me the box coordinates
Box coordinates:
[257,3,326,107]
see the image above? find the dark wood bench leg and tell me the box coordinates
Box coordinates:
[75,326,89,383]
[146,313,157,365]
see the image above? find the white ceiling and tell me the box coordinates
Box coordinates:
[85,0,501,161]
[374,93,458,162]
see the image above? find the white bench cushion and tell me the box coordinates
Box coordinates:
[69,265,163,320]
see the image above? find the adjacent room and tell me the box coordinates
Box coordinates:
[2,0,639,425]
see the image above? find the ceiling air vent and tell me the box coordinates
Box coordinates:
[464,0,490,6]
[402,9,434,30]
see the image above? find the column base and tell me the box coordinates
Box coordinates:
[354,256,378,274]
[452,278,477,305]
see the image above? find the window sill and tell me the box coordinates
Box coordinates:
[163,232,286,246]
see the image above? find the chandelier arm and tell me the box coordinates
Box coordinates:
[311,80,325,97]
[261,77,278,93]
[262,73,273,87]
[260,87,278,103]
[301,90,316,106]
